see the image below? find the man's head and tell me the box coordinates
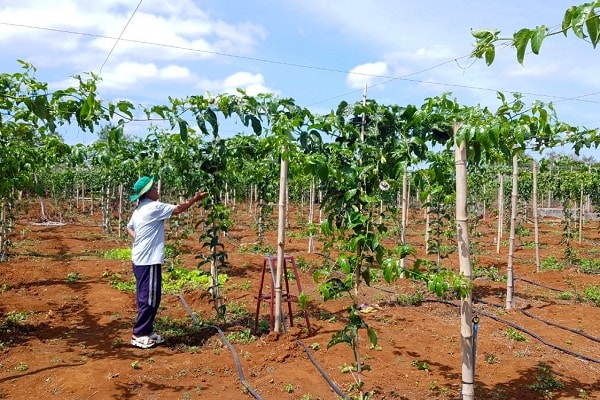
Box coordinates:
[130,176,154,201]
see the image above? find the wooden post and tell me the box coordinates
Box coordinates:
[533,161,540,272]
[506,153,518,310]
[454,122,474,400]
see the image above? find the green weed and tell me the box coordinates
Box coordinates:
[583,285,600,306]
[65,272,83,283]
[411,360,430,371]
[102,248,131,260]
[541,256,564,271]
[528,362,563,398]
[503,327,527,342]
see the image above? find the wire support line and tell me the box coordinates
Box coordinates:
[3,20,600,109]
[99,0,144,74]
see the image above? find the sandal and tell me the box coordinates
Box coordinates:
[149,332,165,344]
[131,335,156,349]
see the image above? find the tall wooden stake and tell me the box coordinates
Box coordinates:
[274,147,289,333]
[454,122,474,400]
[532,160,540,272]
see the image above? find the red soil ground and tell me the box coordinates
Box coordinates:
[2,202,600,399]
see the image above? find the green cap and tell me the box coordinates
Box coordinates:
[130,176,154,201]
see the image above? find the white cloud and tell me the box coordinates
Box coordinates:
[346,62,389,89]
[200,72,276,96]
[159,65,190,79]
[96,62,193,90]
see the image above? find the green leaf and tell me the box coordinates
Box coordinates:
[514,28,533,65]
[484,46,496,66]
[367,327,378,347]
[530,26,547,54]
[178,118,188,141]
[585,11,600,47]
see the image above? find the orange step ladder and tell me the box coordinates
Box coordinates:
[254,255,310,334]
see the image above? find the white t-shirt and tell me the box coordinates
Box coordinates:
[127,198,176,265]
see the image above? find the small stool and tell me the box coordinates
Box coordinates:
[254,255,310,334]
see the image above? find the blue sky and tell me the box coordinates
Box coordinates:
[1,0,598,157]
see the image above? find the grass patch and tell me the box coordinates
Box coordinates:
[540,256,564,271]
[102,248,131,260]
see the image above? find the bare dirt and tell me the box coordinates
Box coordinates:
[2,202,600,400]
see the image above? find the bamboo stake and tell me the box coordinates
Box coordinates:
[532,161,540,272]
[274,148,288,333]
[506,153,518,310]
[496,172,504,254]
[454,122,474,400]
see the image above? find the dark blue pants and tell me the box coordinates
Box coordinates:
[132,263,162,337]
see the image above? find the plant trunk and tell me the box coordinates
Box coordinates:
[579,183,584,245]
[118,183,123,238]
[506,153,518,310]
[424,194,431,254]
[308,177,315,253]
[400,168,408,275]
[454,122,474,400]
[0,198,6,261]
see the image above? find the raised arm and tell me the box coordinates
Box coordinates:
[172,190,209,216]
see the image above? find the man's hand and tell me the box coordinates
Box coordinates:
[194,191,209,202]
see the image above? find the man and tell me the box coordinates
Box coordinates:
[127,176,208,348]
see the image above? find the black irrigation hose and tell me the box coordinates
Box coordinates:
[426,299,600,364]
[475,297,600,345]
[205,324,264,400]
[515,276,563,292]
[176,295,263,400]
[295,339,350,400]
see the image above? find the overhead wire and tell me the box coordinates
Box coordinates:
[98,0,144,74]
[1,20,600,110]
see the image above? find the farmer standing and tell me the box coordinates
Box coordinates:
[126,176,208,348]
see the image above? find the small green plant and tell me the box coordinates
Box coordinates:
[102,248,131,260]
[6,310,33,323]
[14,362,28,372]
[298,291,310,311]
[285,383,293,393]
[540,256,564,271]
[579,258,600,274]
[583,285,600,306]
[397,290,423,305]
[109,273,136,292]
[485,353,497,364]
[556,291,576,301]
[528,362,563,398]
[411,360,430,372]
[226,329,255,344]
[65,272,83,283]
[473,266,507,282]
[503,327,527,342]
[310,342,320,351]
[131,361,141,369]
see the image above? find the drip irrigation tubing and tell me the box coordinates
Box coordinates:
[515,276,564,292]
[475,297,600,344]
[204,324,264,400]
[295,339,350,400]
[425,299,600,364]
[177,294,349,399]
[176,295,263,400]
